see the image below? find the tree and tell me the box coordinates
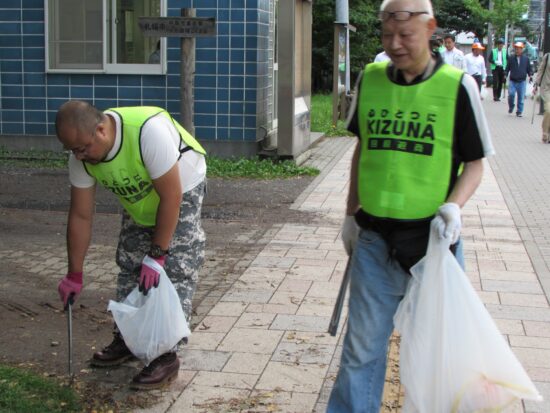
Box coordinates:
[462,0,529,39]
[433,0,487,39]
[312,0,380,92]
[312,0,335,91]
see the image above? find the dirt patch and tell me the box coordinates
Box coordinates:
[0,165,318,411]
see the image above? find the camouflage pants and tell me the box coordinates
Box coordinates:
[115,180,206,322]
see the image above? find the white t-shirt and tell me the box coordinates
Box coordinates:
[494,49,504,66]
[374,51,390,63]
[464,53,487,81]
[442,48,466,71]
[69,111,206,193]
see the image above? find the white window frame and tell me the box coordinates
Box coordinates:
[45,0,166,75]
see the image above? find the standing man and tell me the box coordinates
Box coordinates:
[56,101,207,389]
[328,0,494,411]
[489,38,507,101]
[535,52,550,142]
[464,42,487,92]
[442,33,466,71]
[506,41,532,117]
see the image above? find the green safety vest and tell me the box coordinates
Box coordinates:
[84,107,206,227]
[357,61,462,220]
[491,48,507,70]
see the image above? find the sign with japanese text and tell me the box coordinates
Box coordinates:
[138,17,216,37]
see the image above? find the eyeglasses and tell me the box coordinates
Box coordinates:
[378,11,429,21]
[65,125,98,156]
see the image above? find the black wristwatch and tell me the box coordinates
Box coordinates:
[149,244,169,258]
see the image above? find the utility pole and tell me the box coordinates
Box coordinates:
[487,0,494,86]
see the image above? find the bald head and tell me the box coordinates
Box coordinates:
[55,100,105,139]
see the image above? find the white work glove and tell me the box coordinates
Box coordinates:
[341,215,360,256]
[432,202,461,244]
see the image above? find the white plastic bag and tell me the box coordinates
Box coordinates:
[108,269,190,365]
[526,81,534,98]
[480,85,488,100]
[394,222,542,413]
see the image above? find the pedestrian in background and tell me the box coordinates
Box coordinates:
[489,38,507,101]
[56,101,207,389]
[534,52,550,142]
[506,42,532,117]
[465,42,487,92]
[442,33,466,71]
[327,0,494,411]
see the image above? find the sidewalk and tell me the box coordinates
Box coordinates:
[140,96,550,412]
[134,137,354,413]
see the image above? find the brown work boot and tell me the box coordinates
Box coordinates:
[91,332,134,367]
[130,352,180,390]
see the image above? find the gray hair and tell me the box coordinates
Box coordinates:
[380,0,434,17]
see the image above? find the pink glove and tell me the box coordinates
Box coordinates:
[139,255,166,295]
[58,272,83,308]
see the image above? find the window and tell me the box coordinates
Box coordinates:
[47,0,103,70]
[46,0,164,74]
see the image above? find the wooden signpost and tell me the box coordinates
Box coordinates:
[138,9,216,137]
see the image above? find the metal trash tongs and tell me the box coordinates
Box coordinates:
[328,255,352,336]
[66,295,74,382]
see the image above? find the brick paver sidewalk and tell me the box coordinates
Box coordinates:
[136,111,550,412]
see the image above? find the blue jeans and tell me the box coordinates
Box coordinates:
[327,229,464,413]
[508,80,526,115]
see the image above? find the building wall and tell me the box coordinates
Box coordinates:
[0,0,274,156]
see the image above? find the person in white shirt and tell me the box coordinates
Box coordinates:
[442,33,466,71]
[374,50,391,63]
[465,42,487,92]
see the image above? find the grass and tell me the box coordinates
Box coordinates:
[311,93,355,137]
[206,156,319,179]
[0,364,81,413]
[0,146,68,169]
[0,147,319,179]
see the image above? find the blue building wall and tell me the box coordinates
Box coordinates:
[0,0,273,152]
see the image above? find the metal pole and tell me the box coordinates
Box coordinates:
[67,298,74,382]
[332,25,341,126]
[487,0,494,86]
[328,256,352,336]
